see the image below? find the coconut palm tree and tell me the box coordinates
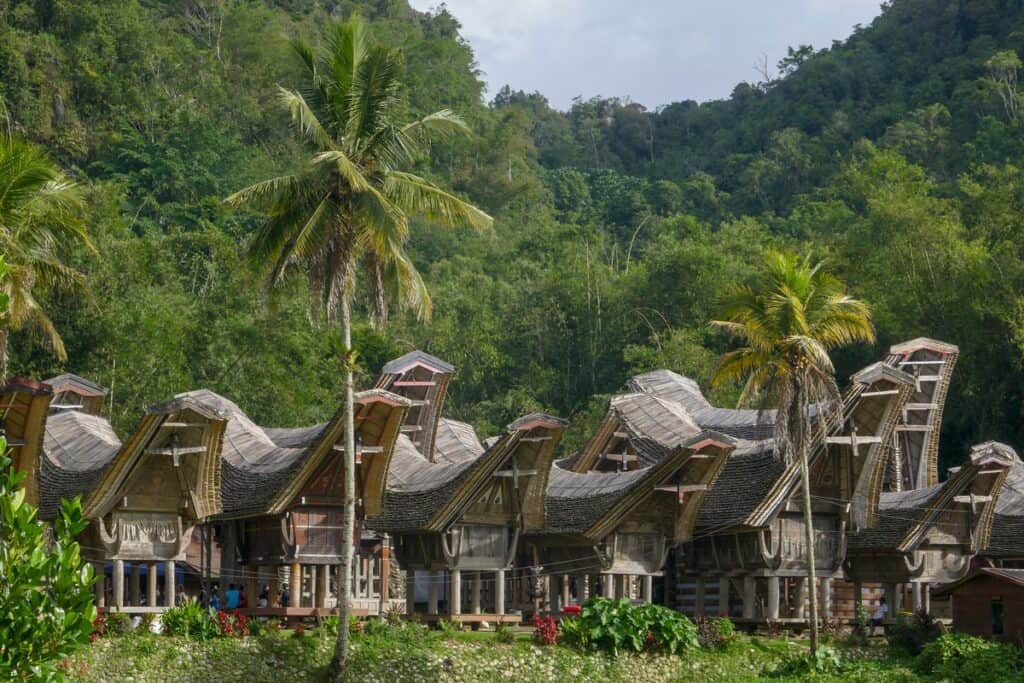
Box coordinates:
[0,135,90,378]
[225,17,491,678]
[710,250,874,654]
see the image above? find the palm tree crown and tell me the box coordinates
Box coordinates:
[0,135,90,374]
[711,249,875,460]
[226,16,491,325]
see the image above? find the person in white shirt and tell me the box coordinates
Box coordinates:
[869,597,888,635]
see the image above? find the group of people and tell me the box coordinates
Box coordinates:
[197,582,294,611]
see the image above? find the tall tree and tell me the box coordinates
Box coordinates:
[225,17,490,678]
[710,250,874,654]
[0,135,90,378]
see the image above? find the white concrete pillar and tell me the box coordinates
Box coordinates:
[602,574,614,597]
[309,565,318,608]
[718,577,730,617]
[742,576,755,619]
[912,582,922,613]
[165,561,175,608]
[641,575,653,603]
[427,571,439,616]
[767,576,780,620]
[406,569,416,616]
[113,560,125,609]
[819,577,832,619]
[449,569,462,616]
[495,569,506,615]
[561,575,570,610]
[923,584,931,614]
[147,562,159,607]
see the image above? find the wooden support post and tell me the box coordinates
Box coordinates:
[602,574,614,598]
[269,566,281,608]
[94,564,106,608]
[819,577,832,619]
[247,567,259,611]
[130,564,141,607]
[290,562,302,608]
[695,578,706,615]
[560,575,570,611]
[794,578,807,619]
[886,583,902,614]
[147,562,159,607]
[576,574,589,602]
[767,576,780,621]
[912,582,922,613]
[642,575,654,603]
[543,575,552,612]
[113,560,125,610]
[427,571,439,616]
[853,580,863,617]
[308,565,318,609]
[353,556,362,601]
[471,572,482,614]
[923,584,931,614]
[380,535,391,605]
[718,577,730,617]
[406,569,416,616]
[165,561,175,608]
[742,576,755,620]
[449,569,462,616]
[495,569,506,615]
[317,564,329,609]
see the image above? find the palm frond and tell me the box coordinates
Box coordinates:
[383,171,492,230]
[279,87,336,151]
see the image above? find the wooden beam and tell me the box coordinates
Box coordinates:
[904,403,938,410]
[954,495,992,504]
[860,390,900,397]
[895,425,933,432]
[392,380,436,387]
[601,453,638,463]
[399,425,423,432]
[613,431,629,439]
[332,445,384,454]
[826,435,882,445]
[655,484,708,493]
[159,422,208,429]
[493,469,539,477]
[146,446,206,456]
[898,360,946,366]
[520,436,552,442]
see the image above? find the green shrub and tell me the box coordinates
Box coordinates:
[438,618,460,638]
[887,609,943,655]
[104,612,132,636]
[576,597,698,655]
[917,632,1023,680]
[161,600,219,640]
[695,614,736,649]
[494,623,516,644]
[0,447,98,680]
[767,645,845,677]
[558,616,589,649]
[247,618,267,637]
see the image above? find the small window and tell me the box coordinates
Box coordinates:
[992,598,1004,636]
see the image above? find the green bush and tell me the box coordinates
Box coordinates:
[0,446,98,680]
[437,619,460,638]
[558,617,589,649]
[576,597,698,655]
[695,614,736,649]
[161,600,219,640]
[494,624,516,644]
[104,612,132,636]
[917,632,1023,680]
[887,609,943,655]
[767,645,845,677]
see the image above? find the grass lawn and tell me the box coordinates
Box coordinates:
[66,625,928,682]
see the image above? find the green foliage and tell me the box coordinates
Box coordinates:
[557,617,589,650]
[916,633,1024,681]
[493,623,516,645]
[767,644,845,677]
[575,597,698,655]
[160,601,219,641]
[0,441,97,681]
[103,612,131,637]
[886,609,944,655]
[437,619,460,638]
[695,614,736,649]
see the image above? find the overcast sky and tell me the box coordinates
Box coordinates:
[408,0,885,110]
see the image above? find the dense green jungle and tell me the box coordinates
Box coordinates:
[3,0,1024,466]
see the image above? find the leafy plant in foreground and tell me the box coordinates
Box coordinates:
[160,600,219,641]
[0,443,97,681]
[576,597,698,655]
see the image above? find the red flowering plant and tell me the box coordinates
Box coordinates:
[90,614,106,642]
[215,610,250,637]
[532,615,558,646]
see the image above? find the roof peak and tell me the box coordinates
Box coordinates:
[381,350,454,375]
[890,337,959,356]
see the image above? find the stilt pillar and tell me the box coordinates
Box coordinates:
[147,562,159,607]
[718,577,730,617]
[575,574,589,602]
[767,576,780,620]
[290,562,302,608]
[247,567,259,611]
[471,572,482,614]
[165,561,175,608]
[641,575,653,603]
[317,564,329,609]
[495,569,506,615]
[113,560,125,610]
[406,569,416,616]
[449,569,462,616]
[695,578,706,615]
[912,582,922,613]
[853,580,863,618]
[427,571,439,616]
[130,564,141,606]
[819,577,832,619]
[94,564,106,608]
[923,583,931,614]
[269,565,281,608]
[742,576,755,620]
[560,575,570,611]
[602,574,614,597]
[794,578,807,619]
[379,535,391,606]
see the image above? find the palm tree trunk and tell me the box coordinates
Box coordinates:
[799,422,820,654]
[329,294,356,681]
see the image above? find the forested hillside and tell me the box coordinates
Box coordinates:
[2,0,1024,467]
